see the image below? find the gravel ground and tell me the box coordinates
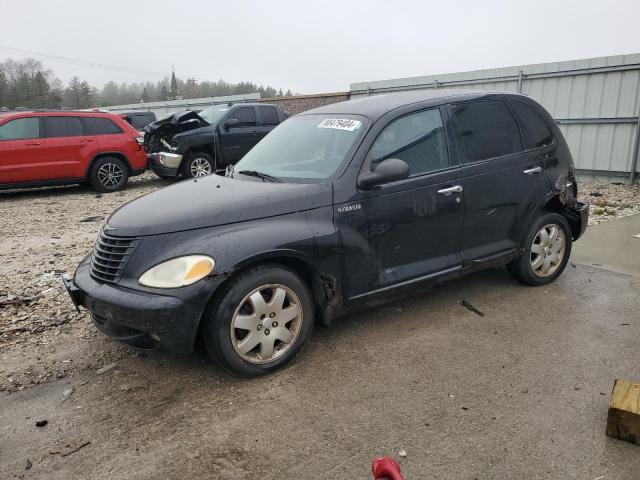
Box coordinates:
[579,181,640,225]
[0,173,171,393]
[0,176,638,393]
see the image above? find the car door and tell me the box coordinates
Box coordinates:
[255,105,281,141]
[450,99,551,263]
[218,106,259,162]
[43,116,95,179]
[0,116,44,184]
[342,106,464,297]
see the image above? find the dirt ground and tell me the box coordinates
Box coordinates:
[1,174,640,479]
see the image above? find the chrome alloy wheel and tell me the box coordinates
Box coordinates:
[230,284,303,364]
[97,162,124,187]
[530,223,566,277]
[190,157,212,177]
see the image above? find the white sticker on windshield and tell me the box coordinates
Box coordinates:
[317,118,362,131]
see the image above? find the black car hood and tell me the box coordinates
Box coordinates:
[144,110,209,134]
[105,175,333,236]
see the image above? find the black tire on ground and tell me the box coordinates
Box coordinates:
[507,211,572,286]
[88,156,129,192]
[200,264,315,377]
[181,152,215,179]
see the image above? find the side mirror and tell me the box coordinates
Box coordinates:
[358,158,410,189]
[223,118,240,129]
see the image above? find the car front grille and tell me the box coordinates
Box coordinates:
[90,229,142,284]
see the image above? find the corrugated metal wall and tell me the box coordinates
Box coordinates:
[351,54,640,183]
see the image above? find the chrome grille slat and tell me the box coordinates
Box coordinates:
[89,229,141,284]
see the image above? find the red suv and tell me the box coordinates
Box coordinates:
[0,111,148,192]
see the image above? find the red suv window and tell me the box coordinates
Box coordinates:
[0,117,40,140]
[43,117,85,138]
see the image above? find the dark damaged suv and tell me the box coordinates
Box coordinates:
[64,90,588,376]
[144,103,286,178]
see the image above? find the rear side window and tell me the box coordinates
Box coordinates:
[370,108,448,176]
[452,101,522,163]
[83,117,123,135]
[510,100,554,149]
[0,117,39,140]
[43,117,84,138]
[259,106,280,125]
[227,107,256,125]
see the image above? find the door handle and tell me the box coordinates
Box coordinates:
[437,185,463,195]
[524,167,542,175]
[25,141,40,146]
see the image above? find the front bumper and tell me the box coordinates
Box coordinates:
[148,152,183,177]
[65,257,208,353]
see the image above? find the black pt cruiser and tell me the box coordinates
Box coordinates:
[65,90,588,376]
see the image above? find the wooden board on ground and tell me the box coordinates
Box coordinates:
[606,378,640,445]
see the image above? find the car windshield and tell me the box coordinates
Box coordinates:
[233,114,367,180]
[199,105,231,124]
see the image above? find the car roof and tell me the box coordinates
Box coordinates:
[300,89,522,121]
[0,110,125,120]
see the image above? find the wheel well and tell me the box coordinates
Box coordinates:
[541,195,564,213]
[203,256,333,331]
[87,152,132,177]
[179,147,217,172]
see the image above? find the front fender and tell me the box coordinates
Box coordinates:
[122,207,341,325]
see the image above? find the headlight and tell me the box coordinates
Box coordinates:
[138,255,215,288]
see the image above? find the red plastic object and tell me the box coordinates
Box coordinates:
[372,456,404,480]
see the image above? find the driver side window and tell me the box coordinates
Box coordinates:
[227,107,256,126]
[370,108,448,176]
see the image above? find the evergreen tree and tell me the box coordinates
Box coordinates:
[31,72,50,107]
[159,84,169,101]
[0,70,9,107]
[67,76,81,109]
[79,81,92,108]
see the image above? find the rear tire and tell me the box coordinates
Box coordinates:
[200,264,314,377]
[507,212,572,286]
[89,157,129,192]
[182,152,215,179]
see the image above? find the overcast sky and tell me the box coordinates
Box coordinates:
[1,0,639,93]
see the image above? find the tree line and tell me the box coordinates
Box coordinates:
[0,58,293,110]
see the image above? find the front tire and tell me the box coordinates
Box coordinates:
[182,152,215,179]
[201,265,314,377]
[507,212,572,286]
[89,157,129,192]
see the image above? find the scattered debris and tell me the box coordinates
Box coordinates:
[58,387,76,405]
[580,182,640,225]
[462,406,469,411]
[25,459,32,470]
[120,380,148,391]
[570,262,576,268]
[49,440,91,457]
[79,215,104,223]
[522,389,529,394]
[35,420,48,428]
[448,393,455,399]
[621,323,630,326]
[96,363,117,375]
[606,378,640,445]
[398,449,407,458]
[461,300,485,317]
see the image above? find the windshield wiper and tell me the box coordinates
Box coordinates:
[237,170,281,182]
